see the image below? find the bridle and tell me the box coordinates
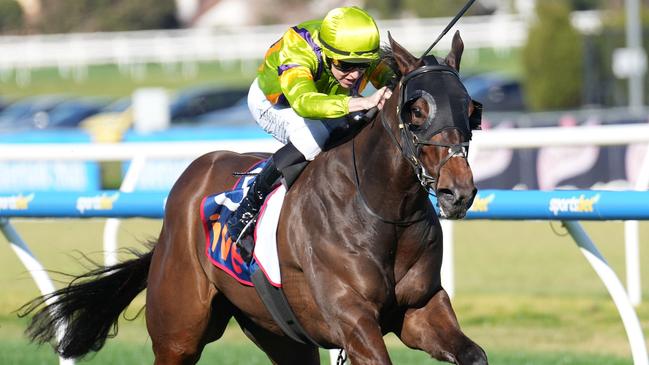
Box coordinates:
[382,58,481,193]
[352,58,481,226]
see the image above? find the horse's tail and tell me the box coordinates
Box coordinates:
[17,243,154,359]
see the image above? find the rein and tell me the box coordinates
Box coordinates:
[351,134,431,226]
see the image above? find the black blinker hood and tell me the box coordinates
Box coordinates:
[400,55,472,141]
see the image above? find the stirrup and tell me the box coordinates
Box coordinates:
[234,218,256,264]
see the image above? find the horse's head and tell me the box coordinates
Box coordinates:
[386,31,480,219]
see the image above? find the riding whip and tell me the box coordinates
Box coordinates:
[360,0,476,122]
[419,0,477,59]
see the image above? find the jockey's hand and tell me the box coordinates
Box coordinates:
[348,86,392,113]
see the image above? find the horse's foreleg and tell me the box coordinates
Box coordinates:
[342,311,392,365]
[396,289,487,365]
[317,301,391,365]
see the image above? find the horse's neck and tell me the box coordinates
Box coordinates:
[352,112,427,215]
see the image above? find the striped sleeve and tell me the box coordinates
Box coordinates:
[277,28,350,119]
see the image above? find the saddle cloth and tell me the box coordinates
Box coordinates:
[201,159,285,287]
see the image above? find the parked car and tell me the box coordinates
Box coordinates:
[80,85,250,141]
[462,73,526,112]
[0,97,11,112]
[192,96,255,126]
[79,97,132,142]
[0,95,68,131]
[32,98,108,129]
[170,85,249,124]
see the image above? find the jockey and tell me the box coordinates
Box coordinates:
[227,6,394,259]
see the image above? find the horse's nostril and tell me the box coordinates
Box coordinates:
[437,188,454,200]
[438,188,476,206]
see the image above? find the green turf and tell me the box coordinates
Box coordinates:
[0,62,256,99]
[0,337,633,365]
[0,219,647,364]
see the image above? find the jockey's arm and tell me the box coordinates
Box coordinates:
[348,87,391,112]
[279,66,351,119]
[278,33,351,119]
[347,60,395,112]
[280,66,392,116]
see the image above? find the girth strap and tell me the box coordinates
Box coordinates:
[250,270,320,346]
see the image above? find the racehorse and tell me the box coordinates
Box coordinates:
[20,32,487,365]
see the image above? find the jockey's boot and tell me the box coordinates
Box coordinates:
[227,157,281,263]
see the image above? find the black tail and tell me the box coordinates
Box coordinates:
[17,245,154,359]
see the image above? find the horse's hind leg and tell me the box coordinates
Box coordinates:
[235,315,320,365]
[396,289,487,365]
[146,230,233,365]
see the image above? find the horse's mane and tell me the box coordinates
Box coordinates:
[379,45,446,78]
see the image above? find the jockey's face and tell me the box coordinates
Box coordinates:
[330,59,368,89]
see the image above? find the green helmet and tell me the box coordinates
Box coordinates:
[318,7,380,63]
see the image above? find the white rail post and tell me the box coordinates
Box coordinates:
[441,219,455,298]
[625,220,641,306]
[563,221,648,365]
[0,218,75,365]
[626,142,649,306]
[103,155,147,266]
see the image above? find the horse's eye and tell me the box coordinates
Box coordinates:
[411,107,424,119]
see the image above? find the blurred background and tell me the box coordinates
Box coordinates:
[0,0,647,190]
[1,1,649,364]
[0,0,644,111]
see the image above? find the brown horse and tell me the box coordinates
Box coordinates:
[20,32,486,365]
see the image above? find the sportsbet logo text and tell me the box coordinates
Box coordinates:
[548,194,600,216]
[469,193,495,212]
[76,193,120,213]
[0,194,34,210]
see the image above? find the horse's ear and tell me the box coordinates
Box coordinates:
[444,30,464,72]
[388,32,421,75]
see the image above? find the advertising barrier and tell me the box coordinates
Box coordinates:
[121,126,272,191]
[1,189,648,221]
[0,131,100,191]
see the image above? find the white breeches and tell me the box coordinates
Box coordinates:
[247,78,332,161]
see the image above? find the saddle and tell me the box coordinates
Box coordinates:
[202,157,320,345]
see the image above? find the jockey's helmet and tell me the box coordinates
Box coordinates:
[319,7,380,64]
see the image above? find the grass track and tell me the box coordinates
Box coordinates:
[0,219,647,364]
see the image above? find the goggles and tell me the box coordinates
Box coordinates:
[330,58,371,73]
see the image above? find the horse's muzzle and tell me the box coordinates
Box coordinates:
[436,186,477,219]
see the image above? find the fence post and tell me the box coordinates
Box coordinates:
[626,142,649,306]
[0,218,75,365]
[441,220,455,298]
[103,155,147,266]
[563,221,648,365]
